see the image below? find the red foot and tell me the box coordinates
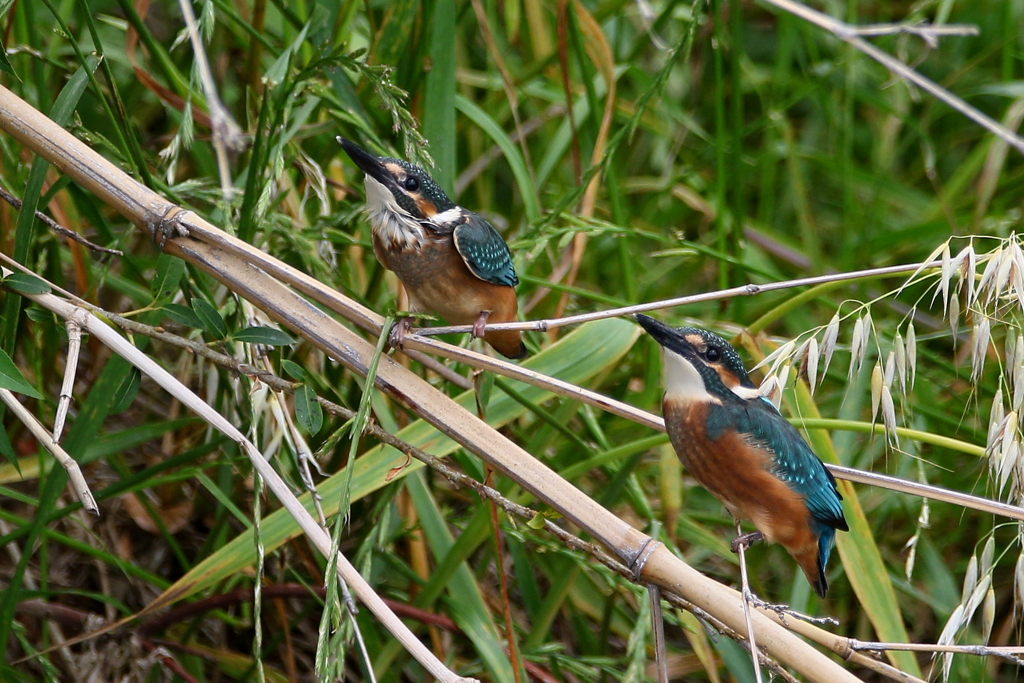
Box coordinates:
[389,317,413,349]
[730,530,765,553]
[472,311,491,339]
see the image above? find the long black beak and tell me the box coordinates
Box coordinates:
[337,137,398,191]
[635,314,695,358]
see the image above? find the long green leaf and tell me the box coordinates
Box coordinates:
[456,94,541,224]
[146,318,639,605]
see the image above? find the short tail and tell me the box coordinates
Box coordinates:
[485,329,527,359]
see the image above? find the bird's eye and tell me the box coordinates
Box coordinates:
[404,177,420,192]
[704,347,721,362]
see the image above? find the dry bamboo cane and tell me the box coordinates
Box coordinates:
[0,84,862,683]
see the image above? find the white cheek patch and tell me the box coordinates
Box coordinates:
[430,207,463,225]
[728,384,761,400]
[363,174,424,249]
[663,351,715,403]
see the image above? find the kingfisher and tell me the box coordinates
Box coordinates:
[338,137,526,359]
[635,315,848,597]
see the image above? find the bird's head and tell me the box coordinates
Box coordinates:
[635,314,760,404]
[338,137,459,226]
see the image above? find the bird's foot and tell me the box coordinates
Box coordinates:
[388,317,413,349]
[738,592,839,627]
[471,311,491,339]
[730,530,765,553]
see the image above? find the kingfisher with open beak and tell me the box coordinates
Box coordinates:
[636,315,848,597]
[338,137,526,359]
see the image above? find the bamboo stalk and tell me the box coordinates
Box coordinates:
[0,83,859,682]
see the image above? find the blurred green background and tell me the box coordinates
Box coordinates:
[1,0,1023,681]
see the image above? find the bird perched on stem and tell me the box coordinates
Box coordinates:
[338,137,526,359]
[636,315,848,597]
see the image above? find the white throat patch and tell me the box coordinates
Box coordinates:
[429,207,463,226]
[728,384,761,400]
[662,351,714,404]
[363,174,424,250]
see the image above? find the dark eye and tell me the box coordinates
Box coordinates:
[704,346,721,362]
[404,177,420,192]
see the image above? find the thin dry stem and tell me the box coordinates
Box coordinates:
[413,260,943,336]
[735,521,765,683]
[53,314,84,442]
[176,0,245,202]
[0,185,121,255]
[762,0,1024,155]
[849,640,1024,666]
[1,264,476,683]
[0,385,97,514]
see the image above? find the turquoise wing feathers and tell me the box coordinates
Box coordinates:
[452,213,519,288]
[710,400,848,530]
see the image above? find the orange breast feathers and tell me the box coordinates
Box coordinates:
[375,235,525,358]
[663,400,822,584]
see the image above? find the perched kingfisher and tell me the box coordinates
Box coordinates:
[338,137,526,359]
[636,315,848,597]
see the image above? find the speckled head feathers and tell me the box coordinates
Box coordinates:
[338,137,455,220]
[635,315,757,400]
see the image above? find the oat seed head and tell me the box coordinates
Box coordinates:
[996,439,1017,495]
[776,362,792,408]
[971,318,991,383]
[821,312,841,378]
[806,336,819,393]
[949,292,960,338]
[907,321,918,389]
[939,242,952,314]
[894,332,907,395]
[977,245,1004,304]
[849,315,868,381]
[963,244,978,307]
[870,361,883,424]
[881,385,898,447]
[962,555,978,602]
[981,588,995,644]
[759,374,781,406]
[981,537,995,576]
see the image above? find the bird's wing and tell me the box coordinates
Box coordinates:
[452,213,519,287]
[731,401,849,531]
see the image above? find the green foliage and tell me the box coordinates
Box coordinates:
[2,0,1024,681]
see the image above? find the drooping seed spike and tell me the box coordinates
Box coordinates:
[982,588,996,644]
[949,293,960,338]
[806,336,820,393]
[821,312,841,378]
[971,318,991,383]
[996,440,1017,494]
[963,555,979,603]
[994,248,1015,305]
[849,315,867,381]
[775,362,792,409]
[988,388,1005,451]
[1001,410,1019,457]
[939,242,952,314]
[981,537,995,576]
[977,246,1004,304]
[759,374,781,405]
[894,332,907,395]
[964,244,978,308]
[870,361,883,424]
[907,321,918,389]
[881,385,898,446]
[1014,345,1024,412]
